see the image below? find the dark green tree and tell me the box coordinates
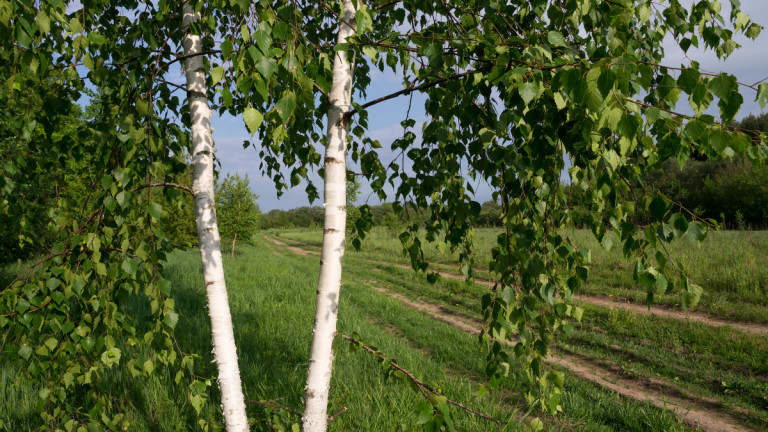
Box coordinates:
[216,173,261,254]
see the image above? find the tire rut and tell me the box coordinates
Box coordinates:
[264,234,768,336]
[376,259,768,337]
[367,283,758,432]
[265,234,762,431]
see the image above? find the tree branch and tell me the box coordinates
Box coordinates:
[341,334,506,431]
[132,182,194,195]
[373,0,403,11]
[155,78,187,93]
[248,400,301,417]
[344,67,485,122]
[327,406,348,423]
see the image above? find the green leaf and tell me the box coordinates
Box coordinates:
[554,92,567,110]
[710,129,730,153]
[47,278,61,291]
[275,93,297,123]
[254,56,277,80]
[211,66,224,85]
[87,32,106,45]
[682,282,704,309]
[116,191,131,208]
[148,202,162,220]
[677,68,700,93]
[519,82,539,105]
[136,98,149,116]
[101,347,122,368]
[36,10,51,34]
[709,73,736,99]
[143,359,155,374]
[745,23,762,39]
[669,213,689,238]
[121,259,138,277]
[362,45,377,62]
[69,17,82,34]
[686,221,707,244]
[220,39,233,59]
[190,394,205,415]
[757,82,768,110]
[355,5,373,34]
[164,311,179,330]
[44,337,58,352]
[547,31,568,47]
[243,107,263,134]
[240,24,250,42]
[18,345,33,360]
[255,27,272,55]
[649,197,668,221]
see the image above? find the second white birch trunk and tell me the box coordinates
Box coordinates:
[182,5,249,431]
[301,1,356,430]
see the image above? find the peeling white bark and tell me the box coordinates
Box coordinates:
[182,5,248,431]
[301,1,356,430]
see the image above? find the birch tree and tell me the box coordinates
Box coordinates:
[182,3,248,430]
[207,0,764,425]
[300,0,357,429]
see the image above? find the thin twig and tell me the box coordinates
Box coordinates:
[247,400,301,417]
[344,67,486,122]
[132,182,193,195]
[327,406,348,423]
[341,334,506,431]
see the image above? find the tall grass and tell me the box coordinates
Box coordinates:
[4,233,759,430]
[275,227,768,323]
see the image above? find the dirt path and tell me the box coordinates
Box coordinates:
[263,235,317,256]
[378,259,768,337]
[265,234,761,431]
[368,283,758,432]
[264,234,768,336]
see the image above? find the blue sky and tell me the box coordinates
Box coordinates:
[212,0,768,211]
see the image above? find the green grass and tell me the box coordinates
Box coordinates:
[337,253,768,429]
[5,229,765,430]
[272,228,768,430]
[274,227,768,323]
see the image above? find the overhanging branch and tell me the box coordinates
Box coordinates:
[343,67,486,123]
[132,182,194,195]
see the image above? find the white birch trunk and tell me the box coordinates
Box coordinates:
[182,5,248,431]
[301,1,356,430]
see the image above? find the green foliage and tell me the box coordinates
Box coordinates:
[216,173,261,246]
[3,0,768,428]
[0,77,93,264]
[0,2,212,428]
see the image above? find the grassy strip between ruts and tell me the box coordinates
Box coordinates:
[266,231,768,430]
[340,253,768,430]
[259,236,697,431]
[272,227,768,324]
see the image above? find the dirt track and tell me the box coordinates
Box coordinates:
[265,235,768,336]
[264,234,761,431]
[367,282,758,432]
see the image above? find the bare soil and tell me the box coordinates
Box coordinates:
[368,283,759,432]
[263,235,318,256]
[265,234,768,335]
[266,234,761,431]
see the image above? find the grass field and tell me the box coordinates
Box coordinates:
[2,228,766,431]
[276,227,768,324]
[270,227,768,431]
